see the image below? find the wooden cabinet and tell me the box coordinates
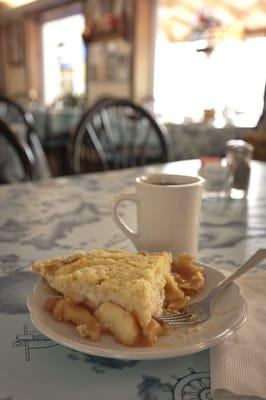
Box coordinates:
[84,0,155,105]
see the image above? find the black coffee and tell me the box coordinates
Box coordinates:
[149,182,182,186]
[139,174,199,186]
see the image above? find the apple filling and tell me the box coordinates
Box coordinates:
[32,249,204,347]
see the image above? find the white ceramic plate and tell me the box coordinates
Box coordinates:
[27,265,247,360]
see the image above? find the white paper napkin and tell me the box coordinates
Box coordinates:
[211,271,266,400]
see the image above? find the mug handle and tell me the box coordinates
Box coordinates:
[112,192,140,249]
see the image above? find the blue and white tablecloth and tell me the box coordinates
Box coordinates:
[0,160,265,400]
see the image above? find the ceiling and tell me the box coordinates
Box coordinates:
[0,0,265,36]
[159,0,266,41]
[0,0,75,21]
[0,0,34,8]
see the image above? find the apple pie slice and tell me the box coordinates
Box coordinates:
[31,249,204,346]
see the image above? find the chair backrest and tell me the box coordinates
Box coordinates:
[0,96,51,179]
[0,119,34,183]
[69,98,172,174]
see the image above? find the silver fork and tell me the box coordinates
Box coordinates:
[154,249,266,326]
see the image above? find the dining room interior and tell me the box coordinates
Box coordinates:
[0,0,265,181]
[0,1,266,400]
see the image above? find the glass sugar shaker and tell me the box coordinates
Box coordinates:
[225,139,254,199]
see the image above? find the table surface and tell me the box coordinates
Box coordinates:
[0,159,265,400]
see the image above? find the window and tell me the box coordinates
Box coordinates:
[153,2,266,127]
[42,13,85,105]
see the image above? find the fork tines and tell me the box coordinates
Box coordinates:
[154,311,194,324]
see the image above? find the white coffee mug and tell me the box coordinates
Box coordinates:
[112,174,204,256]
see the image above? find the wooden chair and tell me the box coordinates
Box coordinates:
[244,131,266,162]
[256,81,266,131]
[69,98,172,174]
[0,119,34,183]
[0,96,51,179]
[244,82,266,161]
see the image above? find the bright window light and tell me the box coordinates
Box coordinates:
[154,29,266,127]
[42,14,85,105]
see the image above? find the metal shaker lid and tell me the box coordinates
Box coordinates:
[226,139,254,155]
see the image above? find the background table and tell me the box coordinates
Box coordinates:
[0,160,265,400]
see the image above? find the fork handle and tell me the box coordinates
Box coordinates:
[208,249,266,301]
